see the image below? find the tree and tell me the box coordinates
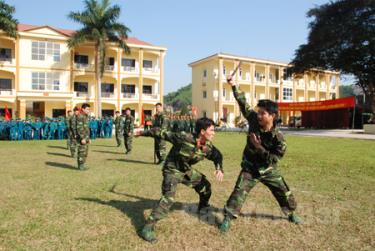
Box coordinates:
[68,0,130,117]
[0,0,18,38]
[291,0,375,115]
[340,85,355,98]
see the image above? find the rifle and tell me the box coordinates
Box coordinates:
[227,61,242,82]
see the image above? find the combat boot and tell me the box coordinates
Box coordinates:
[78,163,87,171]
[219,216,232,233]
[140,224,157,244]
[288,213,303,225]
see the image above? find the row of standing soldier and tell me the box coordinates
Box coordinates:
[0,116,114,140]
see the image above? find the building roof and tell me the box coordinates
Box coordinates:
[189,52,339,74]
[188,53,290,67]
[17,23,159,48]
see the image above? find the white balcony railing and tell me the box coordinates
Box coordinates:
[0,57,12,62]
[122,93,138,99]
[75,91,89,97]
[143,67,160,73]
[142,93,159,100]
[74,63,95,71]
[105,65,115,71]
[0,89,13,95]
[101,92,115,98]
[123,66,139,72]
[222,95,235,102]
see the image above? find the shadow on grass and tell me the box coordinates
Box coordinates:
[45,161,78,170]
[48,145,67,150]
[93,150,123,155]
[91,144,118,148]
[47,152,71,158]
[110,158,155,165]
[76,190,222,235]
[240,212,286,221]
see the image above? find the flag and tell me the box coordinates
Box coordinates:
[5,105,11,121]
[141,106,145,127]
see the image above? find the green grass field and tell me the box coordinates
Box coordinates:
[0,133,374,250]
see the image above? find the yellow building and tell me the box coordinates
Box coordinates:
[189,53,340,126]
[0,24,166,122]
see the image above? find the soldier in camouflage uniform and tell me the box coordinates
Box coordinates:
[153,103,168,164]
[123,108,134,154]
[114,111,123,147]
[219,76,302,233]
[66,110,73,150]
[74,103,91,170]
[135,117,224,243]
[67,107,80,157]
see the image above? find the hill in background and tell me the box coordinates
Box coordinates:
[163,84,192,113]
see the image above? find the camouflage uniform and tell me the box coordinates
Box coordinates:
[123,114,134,153]
[114,115,124,146]
[153,112,168,162]
[224,85,297,219]
[67,114,77,157]
[141,128,223,226]
[75,113,90,170]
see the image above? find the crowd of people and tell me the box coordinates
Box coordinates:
[0,116,115,141]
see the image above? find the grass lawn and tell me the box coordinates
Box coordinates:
[0,133,374,250]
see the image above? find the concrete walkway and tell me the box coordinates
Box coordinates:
[282,128,375,140]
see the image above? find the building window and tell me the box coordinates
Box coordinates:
[122,58,135,67]
[239,68,242,77]
[143,85,152,94]
[283,67,292,80]
[107,57,115,66]
[0,78,12,90]
[223,66,226,75]
[122,84,135,93]
[143,60,153,69]
[203,90,207,98]
[101,83,114,93]
[283,88,293,101]
[223,88,226,97]
[32,41,60,61]
[31,72,60,90]
[74,82,88,93]
[0,48,11,60]
[74,54,89,65]
[203,69,207,77]
[203,111,207,118]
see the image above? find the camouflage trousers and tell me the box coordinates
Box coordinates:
[115,130,122,146]
[154,138,166,161]
[146,168,211,225]
[77,142,89,166]
[68,134,77,156]
[224,168,297,218]
[124,134,133,152]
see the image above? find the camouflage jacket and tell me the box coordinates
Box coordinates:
[123,115,134,135]
[75,113,90,141]
[141,128,223,173]
[114,115,123,132]
[153,112,169,130]
[69,115,78,137]
[232,85,287,171]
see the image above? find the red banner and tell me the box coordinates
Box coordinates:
[278,96,355,111]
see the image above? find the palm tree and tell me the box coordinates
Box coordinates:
[68,0,131,117]
[0,0,18,38]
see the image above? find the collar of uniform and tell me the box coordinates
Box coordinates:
[259,126,278,137]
